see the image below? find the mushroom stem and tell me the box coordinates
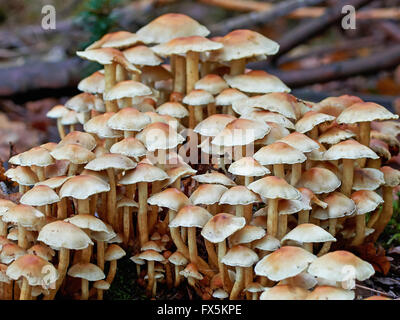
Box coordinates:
[0,220,7,236]
[34,166,46,181]
[291,163,302,186]
[78,198,90,215]
[19,278,31,300]
[218,241,233,293]
[106,260,117,285]
[244,267,253,300]
[309,126,318,140]
[104,63,118,113]
[371,186,393,242]
[188,227,198,263]
[106,168,117,228]
[303,242,313,253]
[317,218,336,256]
[138,182,149,246]
[186,51,199,93]
[298,210,309,225]
[97,241,105,270]
[174,55,186,94]
[341,159,354,197]
[18,224,28,249]
[181,227,187,243]
[267,198,279,237]
[252,292,258,300]
[351,214,366,246]
[123,207,130,245]
[90,194,98,215]
[273,164,285,179]
[44,247,70,300]
[367,208,380,228]
[207,102,216,117]
[174,265,182,287]
[367,158,381,169]
[358,121,371,167]
[204,239,219,270]
[56,119,66,139]
[81,279,89,300]
[230,59,246,76]
[235,205,244,218]
[146,260,155,296]
[200,61,211,77]
[230,267,244,300]
[164,263,173,289]
[57,197,67,219]
[148,181,161,234]
[277,214,287,239]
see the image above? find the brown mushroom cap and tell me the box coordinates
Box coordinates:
[152,36,222,56]
[296,167,341,194]
[0,199,17,216]
[107,108,151,132]
[87,31,142,50]
[352,167,384,191]
[278,132,320,153]
[84,112,123,139]
[324,139,379,160]
[201,213,246,243]
[351,190,383,215]
[312,192,355,220]
[78,71,105,94]
[110,137,147,159]
[156,102,189,119]
[18,147,54,167]
[168,251,188,266]
[136,122,184,152]
[50,143,95,164]
[253,235,281,251]
[65,215,109,233]
[336,102,398,124]
[105,244,126,261]
[241,110,295,130]
[179,262,203,280]
[2,204,44,228]
[295,111,335,134]
[0,243,26,264]
[195,74,228,95]
[318,127,356,145]
[5,166,38,186]
[380,166,400,187]
[27,244,55,261]
[58,131,97,151]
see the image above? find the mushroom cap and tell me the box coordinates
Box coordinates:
[117,197,138,209]
[136,13,209,44]
[65,215,109,233]
[2,204,44,228]
[219,186,261,205]
[183,89,215,106]
[6,254,58,286]
[61,110,79,125]
[0,243,26,264]
[213,288,229,299]
[105,244,126,261]
[212,118,270,147]
[352,167,384,191]
[281,223,336,244]
[78,71,105,94]
[141,240,162,252]
[84,112,123,139]
[313,95,362,117]
[260,285,309,300]
[65,92,94,113]
[147,188,189,211]
[168,251,188,266]
[380,166,400,187]
[324,139,378,160]
[244,282,265,293]
[308,250,375,282]
[278,272,318,290]
[152,36,222,56]
[130,254,145,265]
[253,235,281,251]
[230,225,266,246]
[162,164,197,188]
[221,245,258,267]
[296,167,341,194]
[336,102,398,124]
[119,162,168,184]
[312,192,355,220]
[67,262,105,281]
[189,184,228,205]
[169,205,212,228]
[110,137,147,159]
[107,108,151,132]
[241,110,295,130]
[192,171,235,186]
[254,246,316,281]
[46,105,69,119]
[136,122,184,151]
[60,175,110,199]
[87,31,142,49]
[215,88,247,106]
[248,176,301,200]
[306,285,355,300]
[37,221,93,250]
[351,190,383,215]
[50,143,95,164]
[228,157,270,177]
[194,114,236,137]
[93,280,111,290]
[255,122,291,146]
[201,213,246,243]
[369,139,391,160]
[318,127,356,145]
[27,244,55,261]
[58,131,97,151]
[144,111,180,131]
[156,102,189,119]
[179,262,203,280]
[137,249,165,262]
[18,147,54,167]
[123,45,163,66]
[209,29,279,61]
[85,153,137,171]
[254,141,306,165]
[20,185,60,206]
[195,74,228,95]
[224,70,290,94]
[104,80,152,101]
[295,111,335,133]
[278,132,320,153]
[5,166,38,186]
[0,199,17,216]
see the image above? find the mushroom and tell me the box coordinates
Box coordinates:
[137,249,165,296]
[306,285,355,300]
[0,199,16,237]
[244,282,265,300]
[116,197,138,245]
[46,105,69,139]
[104,244,126,289]
[67,262,105,300]
[168,251,188,287]
[20,185,60,217]
[195,74,228,116]
[182,89,215,128]
[259,285,309,300]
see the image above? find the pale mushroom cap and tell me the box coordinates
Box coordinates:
[117,197,138,209]
[168,251,188,266]
[221,245,259,267]
[352,167,384,191]
[241,110,295,130]
[308,250,375,282]
[230,225,266,246]
[380,166,400,187]
[65,92,94,113]
[219,186,261,205]
[369,139,391,160]
[209,29,279,61]
[141,240,162,252]
[213,288,229,299]
[137,249,165,262]
[152,36,222,56]
[179,262,203,280]
[253,235,281,251]
[2,204,44,228]
[18,147,54,167]
[228,157,270,177]
[295,111,335,133]
[78,71,105,94]
[65,214,109,233]
[5,166,38,186]
[110,137,147,158]
[260,285,309,300]
[87,31,142,49]
[58,131,97,151]
[201,213,246,243]
[37,221,94,250]
[351,190,383,215]
[6,254,58,286]
[306,286,355,300]
[254,246,316,281]
[136,122,184,151]
[130,254,145,265]
[136,13,210,44]
[61,110,79,125]
[183,89,215,106]
[68,262,105,281]
[278,132,320,153]
[156,102,189,119]
[84,112,123,139]
[123,45,163,66]
[192,171,235,186]
[107,108,151,132]
[119,162,168,184]
[144,111,180,131]
[212,118,270,147]
[0,243,26,264]
[169,205,212,228]
[27,244,55,261]
[50,143,95,164]
[279,272,318,290]
[147,188,189,211]
[59,175,110,199]
[85,153,137,171]
[254,141,306,165]
[162,164,197,188]
[296,167,341,194]
[20,185,60,206]
[105,244,126,261]
[224,70,290,94]
[313,95,363,117]
[195,74,228,95]
[248,176,301,200]
[255,122,291,146]
[281,224,336,244]
[46,105,69,119]
[336,102,398,124]
[324,139,379,160]
[313,192,355,219]
[318,127,356,145]
[93,280,111,290]
[189,184,228,205]
[104,80,152,101]
[0,199,17,216]
[215,88,247,106]
[194,114,236,137]
[244,282,265,293]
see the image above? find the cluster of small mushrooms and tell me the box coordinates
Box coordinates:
[1,13,400,301]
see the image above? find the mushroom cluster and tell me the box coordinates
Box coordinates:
[1,13,399,300]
